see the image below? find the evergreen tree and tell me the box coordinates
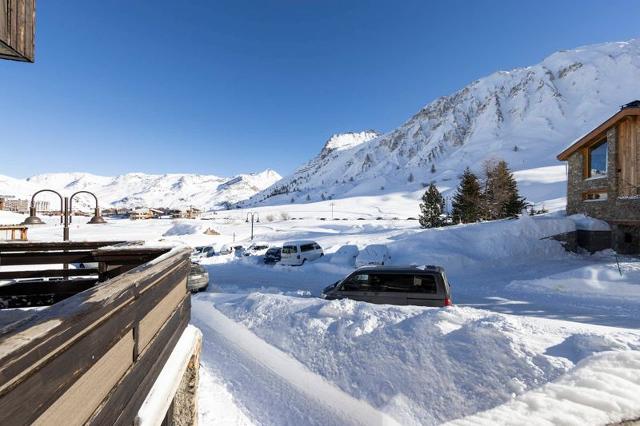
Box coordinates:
[483,160,527,219]
[431,164,436,173]
[451,168,483,223]
[419,184,445,228]
[408,173,415,182]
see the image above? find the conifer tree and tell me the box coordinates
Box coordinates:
[451,168,483,223]
[418,183,445,228]
[483,160,527,219]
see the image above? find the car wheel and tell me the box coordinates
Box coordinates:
[301,258,306,265]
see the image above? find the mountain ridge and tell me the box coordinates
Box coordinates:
[242,38,640,207]
[0,169,282,210]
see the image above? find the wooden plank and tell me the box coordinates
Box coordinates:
[138,276,187,351]
[0,0,7,40]
[0,278,96,296]
[0,248,189,424]
[87,297,190,425]
[23,0,33,60]
[0,241,126,252]
[33,330,135,426]
[0,268,98,280]
[0,249,165,266]
[0,251,96,266]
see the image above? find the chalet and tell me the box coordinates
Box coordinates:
[129,208,154,220]
[557,100,640,254]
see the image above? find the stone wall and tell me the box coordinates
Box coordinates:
[565,125,640,253]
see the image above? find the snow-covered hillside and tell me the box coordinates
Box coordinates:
[246,39,640,207]
[0,169,281,210]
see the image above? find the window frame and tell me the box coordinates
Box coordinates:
[585,138,608,179]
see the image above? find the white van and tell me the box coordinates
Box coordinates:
[280,241,324,266]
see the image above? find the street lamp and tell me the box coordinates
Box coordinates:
[245,212,259,241]
[21,189,105,241]
[69,191,106,224]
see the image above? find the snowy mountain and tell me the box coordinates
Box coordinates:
[0,169,281,210]
[245,39,640,207]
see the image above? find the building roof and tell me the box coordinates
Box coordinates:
[557,101,640,161]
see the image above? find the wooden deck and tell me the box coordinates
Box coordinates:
[0,241,194,425]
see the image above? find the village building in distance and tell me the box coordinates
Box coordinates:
[558,100,640,254]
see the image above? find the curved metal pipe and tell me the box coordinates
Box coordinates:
[30,189,64,224]
[69,191,99,223]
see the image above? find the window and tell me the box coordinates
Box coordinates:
[342,274,370,291]
[412,275,438,294]
[300,243,315,252]
[587,139,607,178]
[313,243,322,250]
[282,245,297,254]
[583,192,608,201]
[365,274,412,292]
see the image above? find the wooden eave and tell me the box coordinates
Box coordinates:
[557,108,640,161]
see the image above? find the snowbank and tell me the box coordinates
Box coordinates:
[508,259,640,300]
[568,214,611,231]
[387,215,575,272]
[448,351,640,426]
[162,221,204,237]
[194,293,640,425]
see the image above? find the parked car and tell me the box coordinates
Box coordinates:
[191,245,215,261]
[263,247,282,264]
[329,244,359,266]
[187,263,209,293]
[355,244,390,267]
[218,245,233,255]
[244,242,270,256]
[322,265,452,307]
[280,240,324,266]
[233,245,245,257]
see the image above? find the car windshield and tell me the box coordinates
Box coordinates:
[282,245,297,254]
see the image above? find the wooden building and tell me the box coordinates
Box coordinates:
[0,0,35,62]
[557,100,640,254]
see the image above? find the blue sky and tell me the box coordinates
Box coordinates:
[2,0,640,178]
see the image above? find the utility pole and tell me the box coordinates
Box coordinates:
[246,212,259,241]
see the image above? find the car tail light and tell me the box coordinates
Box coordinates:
[444,297,453,306]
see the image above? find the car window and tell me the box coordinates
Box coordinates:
[374,274,413,292]
[282,245,297,254]
[412,275,438,294]
[313,243,321,250]
[300,243,315,252]
[341,273,370,291]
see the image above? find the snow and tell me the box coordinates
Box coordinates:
[3,203,640,425]
[162,221,204,236]
[568,214,612,231]
[0,169,282,211]
[448,351,640,426]
[137,325,202,426]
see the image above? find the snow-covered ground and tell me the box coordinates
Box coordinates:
[2,203,639,425]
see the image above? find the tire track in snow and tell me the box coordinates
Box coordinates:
[193,299,400,426]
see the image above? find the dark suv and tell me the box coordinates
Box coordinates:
[322,265,452,307]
